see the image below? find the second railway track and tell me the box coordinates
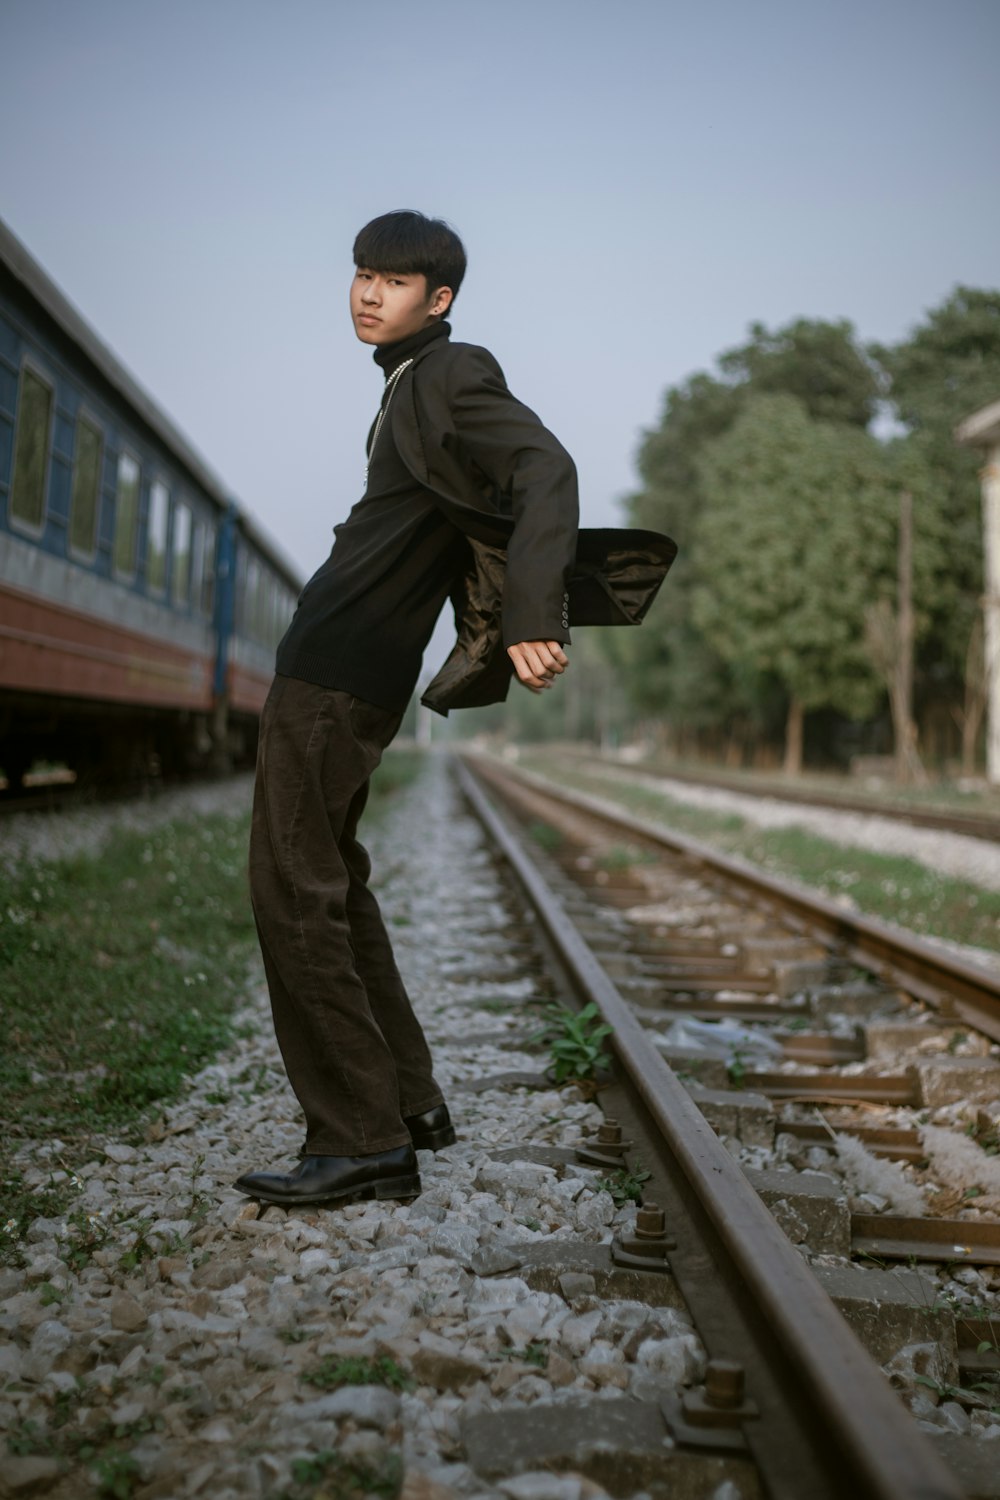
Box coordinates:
[566,753,1000,846]
[456,750,1000,1500]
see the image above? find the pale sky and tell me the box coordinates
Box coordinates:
[2,0,998,599]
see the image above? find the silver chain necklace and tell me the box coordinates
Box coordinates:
[365,358,413,484]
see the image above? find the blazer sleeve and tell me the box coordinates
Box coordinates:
[445,345,579,647]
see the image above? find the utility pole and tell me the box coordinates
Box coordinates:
[955,400,1000,784]
[894,491,922,783]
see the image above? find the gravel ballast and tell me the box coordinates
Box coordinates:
[1,760,700,1500]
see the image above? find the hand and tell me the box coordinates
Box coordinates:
[507,640,569,693]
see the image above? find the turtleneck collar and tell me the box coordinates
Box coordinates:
[373,320,451,378]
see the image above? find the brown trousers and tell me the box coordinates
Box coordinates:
[248,676,442,1156]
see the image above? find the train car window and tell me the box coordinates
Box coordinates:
[69,414,102,557]
[10,366,53,530]
[113,452,140,576]
[147,480,169,593]
[171,502,192,605]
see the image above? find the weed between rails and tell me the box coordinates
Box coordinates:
[595,1166,652,1207]
[531,1000,613,1085]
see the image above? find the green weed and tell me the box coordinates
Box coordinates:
[504,1341,549,1367]
[595,844,653,871]
[528,820,564,852]
[300,1354,412,1393]
[727,1049,748,1087]
[93,1451,141,1500]
[596,1166,651,1206]
[532,1001,613,1084]
[284,1449,403,1500]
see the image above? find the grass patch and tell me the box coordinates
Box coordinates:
[0,752,424,1262]
[300,1354,412,1392]
[519,755,1000,955]
[283,1449,403,1500]
[0,808,257,1145]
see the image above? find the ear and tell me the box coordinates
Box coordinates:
[429,285,453,317]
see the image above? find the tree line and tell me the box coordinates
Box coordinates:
[440,287,1000,775]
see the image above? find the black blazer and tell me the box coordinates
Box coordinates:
[389,337,579,647]
[387,336,676,714]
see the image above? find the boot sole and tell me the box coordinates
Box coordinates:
[240,1173,422,1207]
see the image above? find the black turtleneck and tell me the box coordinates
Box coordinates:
[274,320,468,712]
[372,318,450,376]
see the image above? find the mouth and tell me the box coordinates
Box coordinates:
[357,313,380,324]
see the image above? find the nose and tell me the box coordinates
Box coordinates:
[361,277,381,305]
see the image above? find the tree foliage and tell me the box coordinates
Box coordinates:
[718,318,879,429]
[692,395,937,721]
[873,287,1000,678]
[608,293,1000,767]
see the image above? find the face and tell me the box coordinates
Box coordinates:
[350,268,452,345]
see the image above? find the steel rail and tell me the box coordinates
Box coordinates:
[572,751,1000,844]
[486,755,1000,1044]
[457,755,963,1500]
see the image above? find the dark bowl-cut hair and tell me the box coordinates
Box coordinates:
[353,210,466,308]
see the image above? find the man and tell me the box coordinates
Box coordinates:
[236,210,579,1208]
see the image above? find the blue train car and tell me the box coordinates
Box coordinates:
[0,218,300,783]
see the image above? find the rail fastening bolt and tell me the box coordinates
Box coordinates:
[704,1360,745,1409]
[597,1120,623,1146]
[634,1204,666,1239]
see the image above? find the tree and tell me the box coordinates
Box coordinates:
[719,318,880,429]
[691,396,936,773]
[621,319,880,753]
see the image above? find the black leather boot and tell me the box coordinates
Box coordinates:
[234,1143,420,1206]
[404,1102,456,1151]
[297,1102,456,1160]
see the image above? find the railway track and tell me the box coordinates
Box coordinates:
[568,752,1000,845]
[7,752,1000,1499]
[455,750,1000,1500]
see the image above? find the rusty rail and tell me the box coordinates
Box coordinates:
[482,754,1000,1045]
[573,751,1000,845]
[457,755,963,1500]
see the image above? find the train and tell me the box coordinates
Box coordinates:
[0,217,301,786]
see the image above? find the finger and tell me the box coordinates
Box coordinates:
[520,644,563,682]
[533,643,567,675]
[507,645,551,689]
